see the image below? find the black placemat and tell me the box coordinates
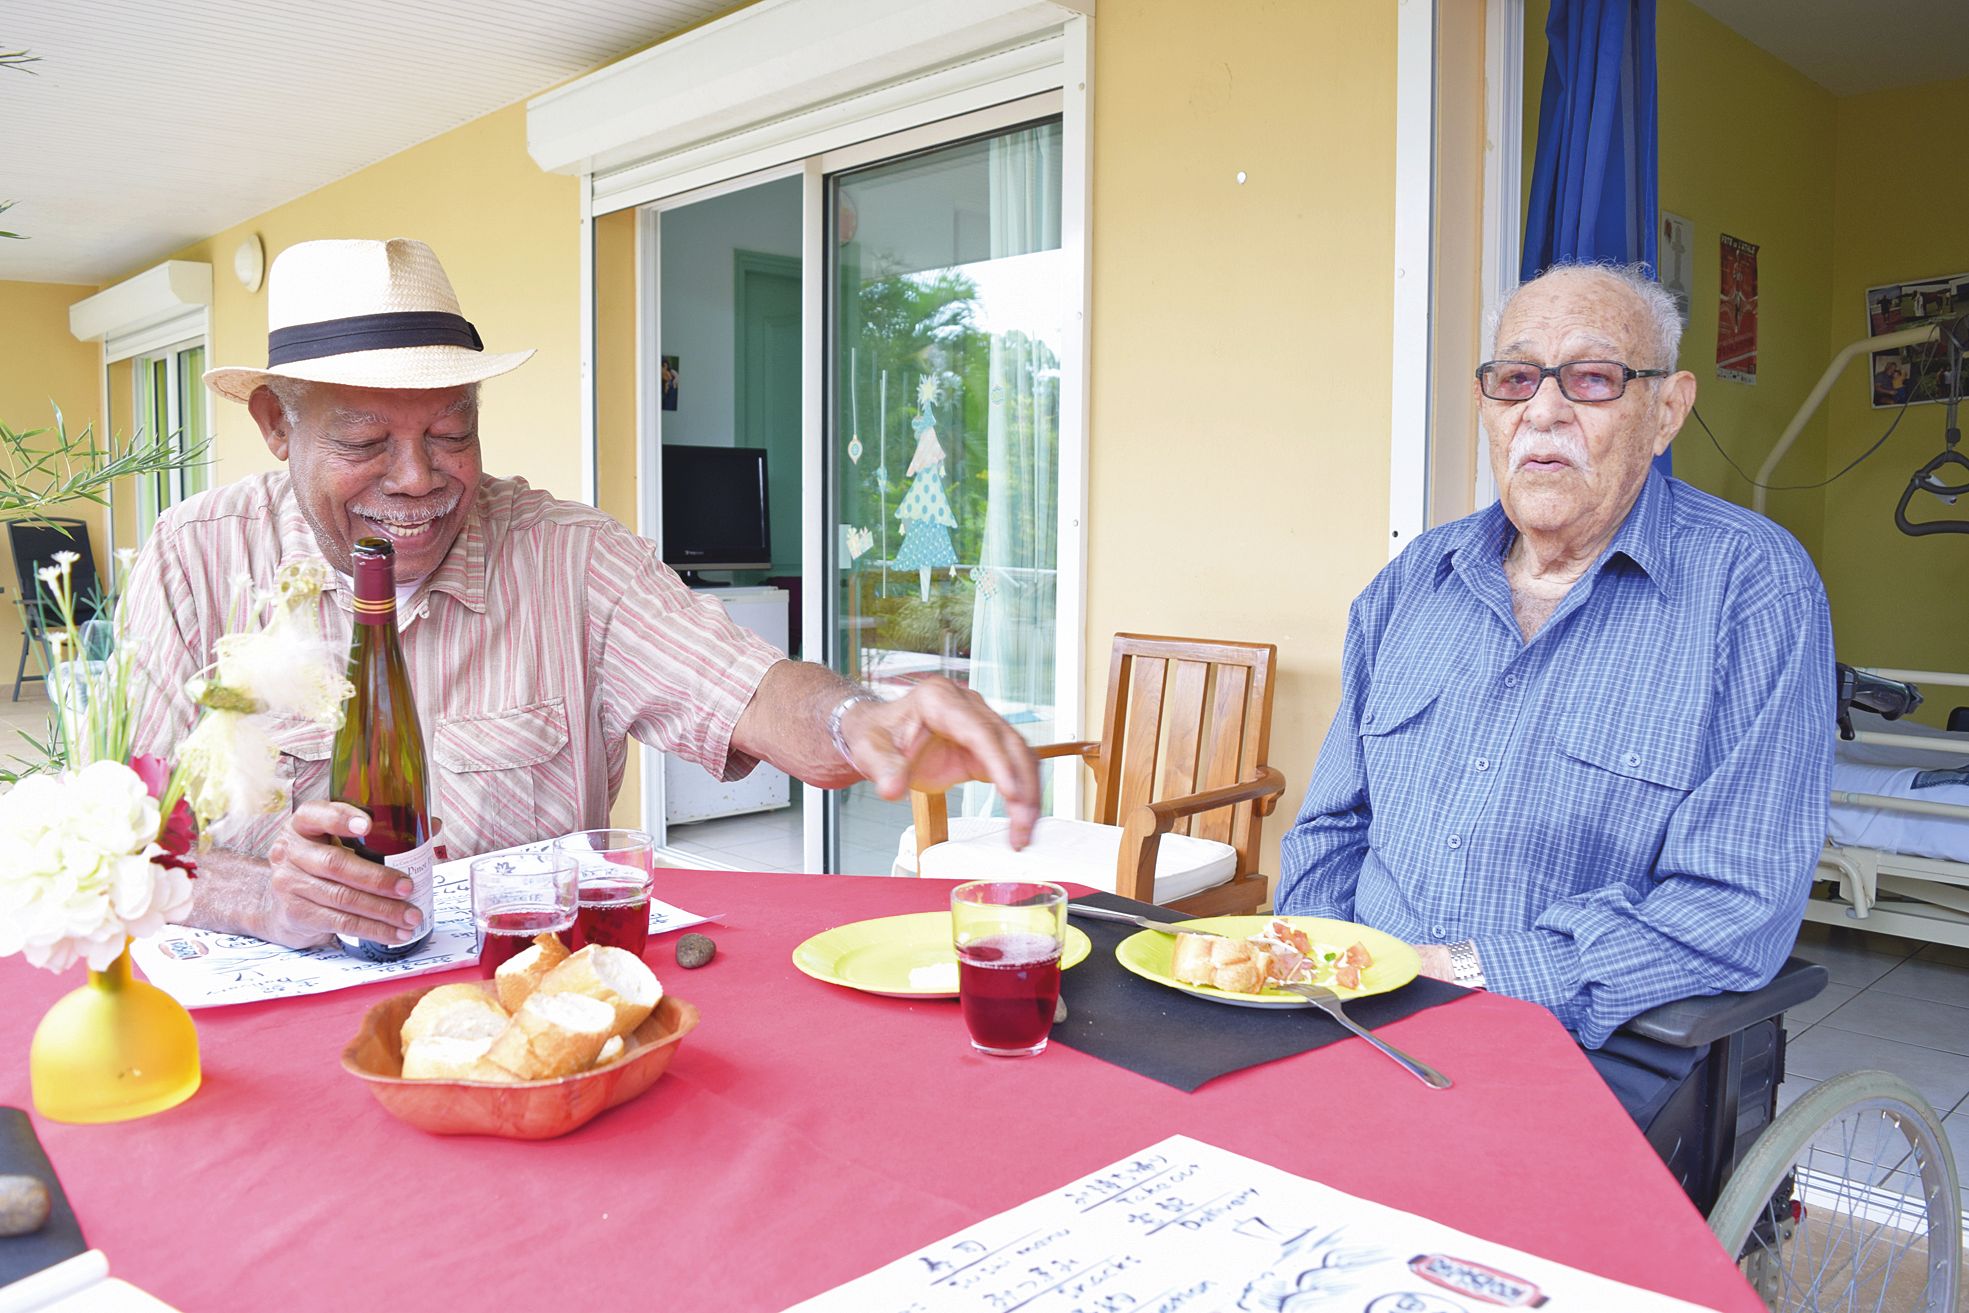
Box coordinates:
[0,1107,87,1287]
[1048,893,1470,1091]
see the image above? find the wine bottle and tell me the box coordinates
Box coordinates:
[331,536,435,962]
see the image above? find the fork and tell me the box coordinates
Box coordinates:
[1275,981,1453,1090]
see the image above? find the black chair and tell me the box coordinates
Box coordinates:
[1623,956,1829,1215]
[7,517,100,701]
[1625,957,1961,1306]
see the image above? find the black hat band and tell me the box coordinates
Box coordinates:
[266,310,484,366]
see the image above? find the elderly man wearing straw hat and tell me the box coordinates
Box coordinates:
[123,238,1038,950]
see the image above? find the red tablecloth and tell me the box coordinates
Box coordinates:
[2,870,1757,1311]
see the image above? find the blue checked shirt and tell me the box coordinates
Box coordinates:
[1277,471,1833,1048]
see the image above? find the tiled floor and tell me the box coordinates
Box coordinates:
[663,787,912,876]
[1780,919,1969,1219]
[0,684,55,776]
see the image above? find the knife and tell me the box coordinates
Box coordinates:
[1066,904,1226,937]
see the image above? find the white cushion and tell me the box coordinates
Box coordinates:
[894,816,1239,904]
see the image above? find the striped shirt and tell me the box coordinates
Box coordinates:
[124,472,784,860]
[1276,470,1834,1048]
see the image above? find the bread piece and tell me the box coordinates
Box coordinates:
[495,933,571,1012]
[594,1034,626,1068]
[401,1036,495,1080]
[535,945,661,1038]
[482,991,615,1081]
[401,984,509,1046]
[1170,934,1276,994]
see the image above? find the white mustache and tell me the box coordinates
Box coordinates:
[350,493,460,526]
[1508,427,1593,475]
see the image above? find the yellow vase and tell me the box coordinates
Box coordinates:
[29,940,201,1124]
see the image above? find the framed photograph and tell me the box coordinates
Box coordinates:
[1866,273,1967,408]
[1659,212,1693,328]
[661,355,680,411]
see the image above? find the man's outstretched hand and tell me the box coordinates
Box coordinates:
[840,677,1040,848]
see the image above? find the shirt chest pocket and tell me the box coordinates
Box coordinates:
[1357,685,1443,787]
[1551,714,1702,874]
[430,698,576,858]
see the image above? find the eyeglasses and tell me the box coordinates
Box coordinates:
[1475,359,1669,403]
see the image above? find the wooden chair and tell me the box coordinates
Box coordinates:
[901,634,1286,915]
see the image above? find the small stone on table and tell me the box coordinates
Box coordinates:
[676,933,716,968]
[0,1174,50,1236]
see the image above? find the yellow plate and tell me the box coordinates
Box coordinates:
[1115,915,1420,1009]
[792,912,1092,999]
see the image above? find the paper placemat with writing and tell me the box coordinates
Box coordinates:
[1048,892,1468,1091]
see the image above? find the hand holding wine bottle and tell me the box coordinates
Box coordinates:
[258,800,426,949]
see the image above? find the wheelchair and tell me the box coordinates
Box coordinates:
[1622,955,1961,1310]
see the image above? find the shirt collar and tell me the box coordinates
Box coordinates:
[280,474,490,615]
[1444,466,1673,598]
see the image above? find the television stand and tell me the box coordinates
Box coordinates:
[677,570,716,588]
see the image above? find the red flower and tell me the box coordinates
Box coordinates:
[130,753,197,876]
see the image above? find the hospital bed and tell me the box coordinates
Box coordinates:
[1811,667,1969,949]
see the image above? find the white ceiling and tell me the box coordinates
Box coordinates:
[0,0,734,286]
[1684,0,1969,98]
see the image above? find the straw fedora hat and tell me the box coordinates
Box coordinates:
[204,238,534,403]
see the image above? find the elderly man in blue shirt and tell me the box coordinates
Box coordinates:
[1277,262,1833,1126]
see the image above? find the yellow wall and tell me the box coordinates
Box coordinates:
[139,102,583,502]
[1822,74,1969,681]
[594,206,643,828]
[1652,0,1836,562]
[1086,0,1398,861]
[0,279,110,692]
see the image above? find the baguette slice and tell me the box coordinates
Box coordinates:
[593,1034,626,1068]
[482,991,615,1081]
[1170,934,1274,994]
[401,984,509,1046]
[401,1035,495,1081]
[495,932,571,1012]
[535,945,661,1038]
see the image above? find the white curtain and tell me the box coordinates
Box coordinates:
[961,124,1063,818]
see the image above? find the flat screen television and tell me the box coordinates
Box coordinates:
[661,443,772,580]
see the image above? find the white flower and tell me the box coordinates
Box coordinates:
[0,760,192,974]
[175,710,283,830]
[51,550,79,568]
[36,565,60,586]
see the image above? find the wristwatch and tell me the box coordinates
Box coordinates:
[826,690,879,771]
[1447,940,1486,990]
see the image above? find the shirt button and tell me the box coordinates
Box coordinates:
[1446,834,1462,850]
[1432,925,1448,939]
[1504,673,1519,688]
[1624,752,1641,768]
[1474,757,1490,772]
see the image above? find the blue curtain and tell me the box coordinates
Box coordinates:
[1522,0,1665,469]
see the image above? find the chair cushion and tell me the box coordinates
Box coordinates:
[894,817,1239,904]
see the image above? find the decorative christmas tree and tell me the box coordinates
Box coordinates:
[892,377,959,601]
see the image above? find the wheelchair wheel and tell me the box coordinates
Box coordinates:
[1707,1070,1960,1312]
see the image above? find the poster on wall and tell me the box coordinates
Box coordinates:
[1865,272,1969,408]
[661,355,680,411]
[1660,211,1693,328]
[1716,234,1758,384]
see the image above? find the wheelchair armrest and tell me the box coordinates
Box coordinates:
[1619,957,1830,1049]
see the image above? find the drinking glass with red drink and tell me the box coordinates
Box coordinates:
[951,881,1067,1057]
[470,851,578,977]
[556,829,656,958]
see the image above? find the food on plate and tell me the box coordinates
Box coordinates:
[535,944,663,1036]
[494,931,570,1011]
[483,992,617,1081]
[1170,933,1277,994]
[1169,919,1375,994]
[395,947,665,1083]
[401,983,508,1044]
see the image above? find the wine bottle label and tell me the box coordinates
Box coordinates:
[383,834,439,929]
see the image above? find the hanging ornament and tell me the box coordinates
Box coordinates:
[893,385,959,601]
[848,434,863,464]
[875,464,889,491]
[917,374,941,408]
[844,526,874,561]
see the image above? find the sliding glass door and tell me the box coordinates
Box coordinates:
[825,118,1066,872]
